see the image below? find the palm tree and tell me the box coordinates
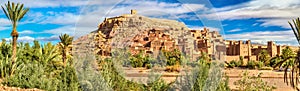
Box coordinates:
[271,47,295,67]
[1,1,29,63]
[275,18,300,90]
[258,50,270,65]
[59,34,73,66]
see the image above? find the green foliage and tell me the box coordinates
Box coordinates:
[239,56,244,66]
[269,57,280,67]
[129,52,146,67]
[282,47,294,59]
[226,60,240,68]
[0,40,81,91]
[257,61,264,69]
[258,50,270,66]
[234,71,276,91]
[0,56,18,78]
[98,58,145,90]
[1,1,29,26]
[287,18,300,89]
[3,63,59,90]
[57,65,81,91]
[172,59,229,91]
[147,75,174,91]
[0,39,11,58]
[163,49,182,66]
[216,75,231,91]
[59,33,74,66]
[247,60,256,69]
[74,54,111,91]
[0,40,17,78]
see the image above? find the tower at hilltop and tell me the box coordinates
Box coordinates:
[73,10,226,61]
[131,9,137,15]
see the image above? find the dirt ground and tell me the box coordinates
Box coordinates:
[225,68,296,91]
[124,67,297,91]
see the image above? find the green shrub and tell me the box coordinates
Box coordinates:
[172,60,229,91]
[145,64,153,69]
[247,60,256,69]
[163,49,182,66]
[147,75,174,91]
[239,56,244,66]
[234,71,276,91]
[3,63,59,90]
[3,63,81,91]
[227,60,240,68]
[257,61,264,69]
[216,75,231,91]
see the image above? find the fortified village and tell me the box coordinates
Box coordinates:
[73,10,298,62]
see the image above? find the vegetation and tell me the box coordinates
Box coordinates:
[239,56,244,66]
[58,34,74,66]
[247,60,256,69]
[172,58,230,91]
[258,50,270,66]
[234,71,276,91]
[0,39,81,91]
[0,1,231,91]
[1,1,29,63]
[274,17,300,90]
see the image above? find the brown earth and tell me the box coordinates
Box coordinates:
[124,67,297,91]
[0,86,42,91]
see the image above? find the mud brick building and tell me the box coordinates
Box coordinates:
[73,10,298,62]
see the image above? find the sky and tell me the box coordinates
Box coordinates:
[0,0,299,45]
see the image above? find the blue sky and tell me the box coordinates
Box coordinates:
[0,0,299,45]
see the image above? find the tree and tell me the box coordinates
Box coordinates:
[276,17,300,90]
[258,50,270,66]
[59,34,73,66]
[1,1,29,63]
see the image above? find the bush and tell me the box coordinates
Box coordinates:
[239,56,244,66]
[171,60,229,91]
[216,75,231,91]
[147,75,174,91]
[3,63,81,91]
[247,60,256,69]
[257,61,264,69]
[226,60,241,68]
[234,71,276,91]
[145,64,153,69]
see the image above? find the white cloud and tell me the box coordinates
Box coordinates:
[258,18,291,28]
[0,0,120,8]
[40,12,80,25]
[5,36,35,42]
[19,30,37,34]
[0,26,10,31]
[43,26,76,35]
[36,35,59,41]
[0,18,10,25]
[224,30,298,45]
[203,0,300,28]
[42,25,96,39]
[227,28,242,32]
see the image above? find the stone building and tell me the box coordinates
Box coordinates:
[225,40,299,62]
[129,28,177,55]
[74,10,298,63]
